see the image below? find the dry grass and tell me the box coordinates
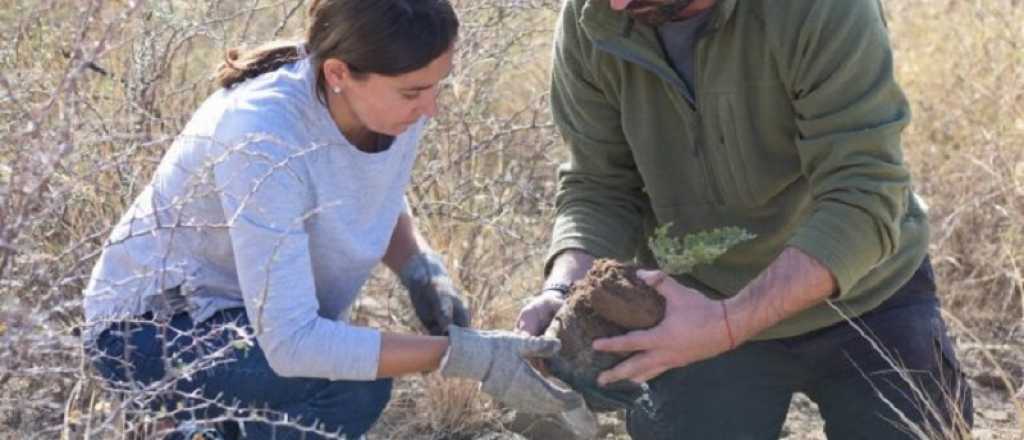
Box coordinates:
[887,2,1024,435]
[890,0,1024,329]
[0,0,1021,438]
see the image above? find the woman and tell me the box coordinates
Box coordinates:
[82,1,581,438]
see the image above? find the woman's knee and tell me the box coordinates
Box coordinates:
[319,378,393,415]
[88,321,170,385]
[308,378,393,437]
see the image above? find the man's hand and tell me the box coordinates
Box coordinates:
[593,270,734,386]
[515,290,566,336]
[517,250,594,337]
[593,248,837,385]
[399,252,471,336]
[441,325,585,414]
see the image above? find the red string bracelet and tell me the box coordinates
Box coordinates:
[721,301,736,350]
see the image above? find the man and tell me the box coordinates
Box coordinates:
[516,0,974,438]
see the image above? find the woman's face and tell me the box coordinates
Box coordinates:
[326,48,455,138]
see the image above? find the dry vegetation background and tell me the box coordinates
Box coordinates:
[0,0,1021,438]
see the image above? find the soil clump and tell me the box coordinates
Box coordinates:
[544,259,665,412]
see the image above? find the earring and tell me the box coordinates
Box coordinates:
[332,86,341,94]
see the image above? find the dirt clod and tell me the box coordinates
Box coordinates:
[544,259,666,412]
[581,260,665,330]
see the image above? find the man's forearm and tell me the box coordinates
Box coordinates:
[545,249,596,288]
[725,247,837,342]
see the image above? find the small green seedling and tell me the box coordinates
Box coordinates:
[648,223,756,274]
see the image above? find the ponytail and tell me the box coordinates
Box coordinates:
[215,41,305,89]
[213,0,459,97]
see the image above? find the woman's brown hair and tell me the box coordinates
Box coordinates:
[215,0,459,104]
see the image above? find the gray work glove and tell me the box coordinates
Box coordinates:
[398,252,471,336]
[440,325,586,415]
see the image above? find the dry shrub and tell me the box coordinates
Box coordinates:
[889,0,1024,329]
[884,0,1024,436]
[1,0,562,437]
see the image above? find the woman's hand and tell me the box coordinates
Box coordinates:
[592,270,734,386]
[398,252,471,336]
[440,325,585,414]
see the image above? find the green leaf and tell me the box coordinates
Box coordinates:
[648,223,756,274]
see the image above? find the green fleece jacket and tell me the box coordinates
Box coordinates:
[547,0,929,339]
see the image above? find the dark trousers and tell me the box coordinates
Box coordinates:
[89,308,391,439]
[627,258,973,439]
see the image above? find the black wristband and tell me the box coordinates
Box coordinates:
[542,282,573,297]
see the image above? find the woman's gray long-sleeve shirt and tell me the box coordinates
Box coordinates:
[82,55,424,381]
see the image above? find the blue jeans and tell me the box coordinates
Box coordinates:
[626,257,973,439]
[89,308,392,439]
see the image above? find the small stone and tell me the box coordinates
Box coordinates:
[978,409,1011,422]
[506,411,577,439]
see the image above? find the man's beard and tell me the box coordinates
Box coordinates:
[623,0,696,26]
